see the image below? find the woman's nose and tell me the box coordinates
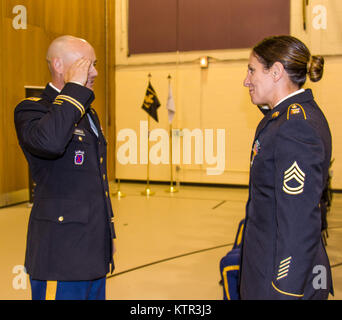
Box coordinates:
[243,75,250,87]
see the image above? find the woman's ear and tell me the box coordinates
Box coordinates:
[270,62,284,82]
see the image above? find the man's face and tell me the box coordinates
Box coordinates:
[63,41,98,90]
[243,53,274,107]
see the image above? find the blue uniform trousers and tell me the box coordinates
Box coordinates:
[30,277,106,300]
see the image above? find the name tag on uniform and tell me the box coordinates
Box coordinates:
[73,128,85,136]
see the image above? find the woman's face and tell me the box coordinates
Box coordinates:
[244,53,274,107]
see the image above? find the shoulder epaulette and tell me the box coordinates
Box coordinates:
[22,97,42,102]
[286,103,307,120]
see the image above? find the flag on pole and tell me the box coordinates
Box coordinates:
[141,81,161,122]
[166,81,175,124]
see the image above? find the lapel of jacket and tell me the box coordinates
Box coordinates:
[83,112,94,135]
[88,107,105,141]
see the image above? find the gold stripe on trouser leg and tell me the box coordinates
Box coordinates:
[45,281,57,300]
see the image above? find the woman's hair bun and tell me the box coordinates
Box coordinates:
[308,55,324,82]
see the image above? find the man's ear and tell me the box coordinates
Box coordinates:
[51,57,64,74]
[270,61,284,82]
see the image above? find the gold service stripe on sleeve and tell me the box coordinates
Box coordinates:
[55,95,85,116]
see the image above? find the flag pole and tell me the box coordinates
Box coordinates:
[142,74,155,196]
[113,178,125,198]
[112,67,125,198]
[112,115,125,198]
[166,75,178,193]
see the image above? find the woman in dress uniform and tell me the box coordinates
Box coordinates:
[240,35,333,299]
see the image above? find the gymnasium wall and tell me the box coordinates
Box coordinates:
[115,0,342,189]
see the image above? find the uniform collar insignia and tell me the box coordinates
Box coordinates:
[272,111,280,119]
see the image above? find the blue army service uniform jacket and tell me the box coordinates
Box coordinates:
[14,83,115,281]
[240,89,333,299]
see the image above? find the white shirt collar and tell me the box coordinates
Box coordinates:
[49,82,61,93]
[273,89,305,109]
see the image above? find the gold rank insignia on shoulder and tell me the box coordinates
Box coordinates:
[287,103,307,120]
[23,97,42,102]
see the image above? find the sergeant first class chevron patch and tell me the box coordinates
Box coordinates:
[283,161,305,195]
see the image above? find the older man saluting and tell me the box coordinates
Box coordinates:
[14,35,115,300]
